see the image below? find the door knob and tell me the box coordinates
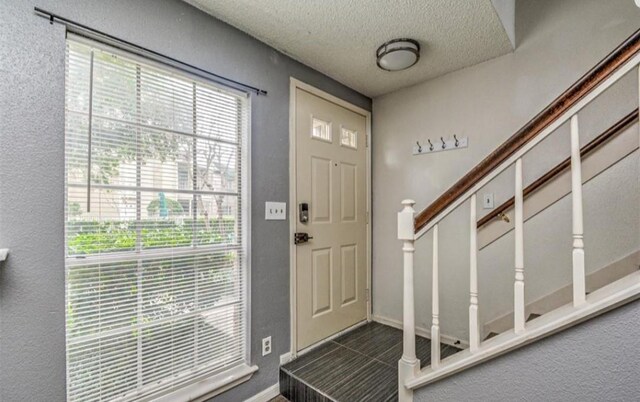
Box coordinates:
[294,232,314,245]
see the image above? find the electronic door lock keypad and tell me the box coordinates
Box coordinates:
[299,202,309,223]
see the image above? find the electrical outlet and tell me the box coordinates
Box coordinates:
[483,193,494,209]
[265,202,286,220]
[262,336,272,356]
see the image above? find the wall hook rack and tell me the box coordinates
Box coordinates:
[413,135,468,156]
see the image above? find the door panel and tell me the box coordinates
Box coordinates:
[311,157,332,223]
[295,88,367,350]
[340,162,357,222]
[340,244,357,306]
[312,248,332,316]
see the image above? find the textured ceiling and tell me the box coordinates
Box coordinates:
[185,0,514,97]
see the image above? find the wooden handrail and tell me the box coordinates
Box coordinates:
[477,108,638,229]
[414,28,640,233]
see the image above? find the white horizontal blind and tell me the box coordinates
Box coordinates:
[64,36,249,402]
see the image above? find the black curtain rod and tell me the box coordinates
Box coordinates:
[34,6,268,96]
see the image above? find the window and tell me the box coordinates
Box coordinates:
[64,36,249,401]
[177,163,193,215]
[177,163,190,190]
[311,117,332,142]
[340,127,358,149]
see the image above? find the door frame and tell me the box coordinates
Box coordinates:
[288,78,372,357]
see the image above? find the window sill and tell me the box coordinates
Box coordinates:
[154,363,259,402]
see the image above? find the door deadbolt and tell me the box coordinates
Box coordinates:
[294,232,313,245]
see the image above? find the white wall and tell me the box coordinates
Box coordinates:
[371,0,640,342]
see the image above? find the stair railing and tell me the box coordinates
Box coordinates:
[477,108,638,230]
[398,28,640,401]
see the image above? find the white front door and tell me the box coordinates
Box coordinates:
[294,87,368,351]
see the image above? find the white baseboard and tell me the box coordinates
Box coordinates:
[279,352,293,365]
[244,383,279,402]
[372,314,469,349]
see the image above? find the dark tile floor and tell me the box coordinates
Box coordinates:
[280,322,461,402]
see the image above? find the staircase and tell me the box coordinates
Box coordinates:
[396,28,640,401]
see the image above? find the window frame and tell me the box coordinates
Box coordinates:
[64,33,253,401]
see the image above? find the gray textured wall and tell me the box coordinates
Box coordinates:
[0,1,370,401]
[416,299,640,401]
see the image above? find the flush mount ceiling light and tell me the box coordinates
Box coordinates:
[376,38,421,72]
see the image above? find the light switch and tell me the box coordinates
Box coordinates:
[265,202,287,220]
[483,193,494,209]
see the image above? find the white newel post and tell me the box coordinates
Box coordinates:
[514,159,526,333]
[398,199,419,402]
[469,194,480,352]
[431,224,441,368]
[570,115,586,306]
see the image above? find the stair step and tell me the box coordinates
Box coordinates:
[526,313,541,322]
[280,322,461,401]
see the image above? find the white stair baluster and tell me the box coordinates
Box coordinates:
[397,200,419,402]
[570,115,586,306]
[469,194,480,352]
[431,224,441,368]
[514,159,526,333]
